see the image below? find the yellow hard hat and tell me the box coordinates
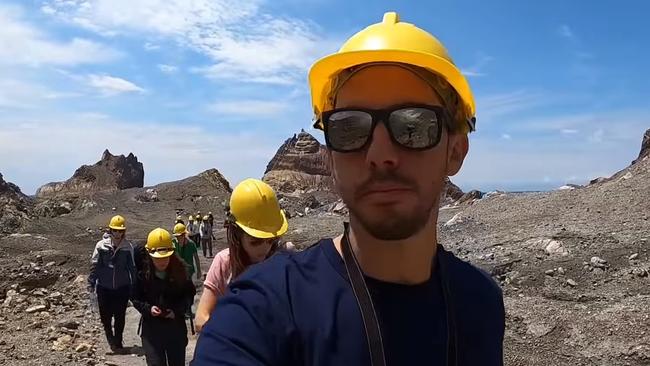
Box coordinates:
[229,178,288,239]
[145,228,175,258]
[203,215,209,221]
[173,223,187,237]
[188,215,194,221]
[309,12,475,133]
[108,215,126,231]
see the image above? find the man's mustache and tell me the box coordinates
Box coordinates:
[354,171,417,199]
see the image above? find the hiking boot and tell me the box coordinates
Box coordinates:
[110,343,127,355]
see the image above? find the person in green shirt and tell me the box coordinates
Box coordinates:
[172,223,202,281]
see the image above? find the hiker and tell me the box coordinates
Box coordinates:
[172,223,202,281]
[192,12,504,366]
[199,215,213,258]
[87,215,136,354]
[174,215,184,226]
[193,178,289,333]
[207,212,214,227]
[187,215,201,247]
[132,228,196,366]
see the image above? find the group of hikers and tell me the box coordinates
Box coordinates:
[88,178,291,365]
[88,12,505,366]
[174,211,215,258]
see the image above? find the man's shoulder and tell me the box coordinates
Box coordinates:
[215,247,229,260]
[235,239,333,287]
[438,246,503,305]
[95,238,111,250]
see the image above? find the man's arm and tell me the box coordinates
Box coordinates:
[191,272,293,365]
[87,242,101,291]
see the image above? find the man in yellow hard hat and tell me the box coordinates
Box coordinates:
[175,215,184,225]
[172,223,202,281]
[88,215,136,354]
[193,12,504,366]
[187,215,201,246]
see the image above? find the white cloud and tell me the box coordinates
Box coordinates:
[476,90,543,123]
[209,99,289,118]
[558,25,575,40]
[461,54,493,78]
[0,113,279,194]
[510,110,647,143]
[42,0,336,85]
[0,4,120,66]
[454,109,649,191]
[589,128,604,143]
[87,74,145,95]
[501,134,512,140]
[0,78,81,108]
[144,42,160,51]
[157,64,178,74]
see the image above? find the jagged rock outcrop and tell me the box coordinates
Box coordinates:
[632,128,650,165]
[263,130,333,193]
[36,150,144,197]
[0,173,32,234]
[591,128,650,185]
[441,178,464,206]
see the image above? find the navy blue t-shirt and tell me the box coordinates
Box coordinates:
[192,239,448,365]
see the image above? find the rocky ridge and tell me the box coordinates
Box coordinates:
[36,150,144,198]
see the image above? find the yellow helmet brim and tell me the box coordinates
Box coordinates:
[235,209,288,239]
[309,49,475,132]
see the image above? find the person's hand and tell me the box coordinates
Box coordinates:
[151,306,162,317]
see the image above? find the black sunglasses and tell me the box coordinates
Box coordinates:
[322,105,450,153]
[147,247,174,255]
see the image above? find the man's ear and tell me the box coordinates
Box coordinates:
[446,133,469,176]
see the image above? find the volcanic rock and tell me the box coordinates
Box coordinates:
[36,150,144,198]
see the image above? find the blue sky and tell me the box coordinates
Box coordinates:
[0,0,648,194]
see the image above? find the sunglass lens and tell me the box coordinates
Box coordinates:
[326,110,373,151]
[388,108,441,149]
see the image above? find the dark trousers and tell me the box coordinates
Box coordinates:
[142,322,187,366]
[201,238,212,257]
[96,285,130,347]
[191,234,200,247]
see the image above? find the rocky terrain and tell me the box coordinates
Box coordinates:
[0,173,32,235]
[0,129,648,365]
[36,150,144,198]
